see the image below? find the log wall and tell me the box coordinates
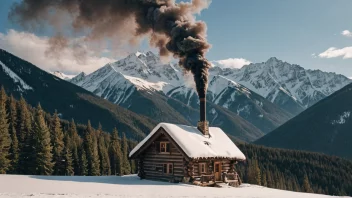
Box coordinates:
[190,159,234,182]
[141,131,186,182]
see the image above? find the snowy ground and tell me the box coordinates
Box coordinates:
[0,175,349,198]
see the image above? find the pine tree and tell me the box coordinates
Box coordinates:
[286,179,294,191]
[84,120,100,176]
[79,145,88,176]
[17,97,34,174]
[0,87,10,173]
[33,104,54,175]
[274,172,281,189]
[247,158,261,185]
[303,174,313,193]
[63,133,74,176]
[6,95,19,173]
[68,119,80,144]
[98,135,111,175]
[261,169,267,187]
[109,127,122,176]
[254,159,261,185]
[129,141,137,174]
[8,127,19,174]
[293,176,301,192]
[16,97,32,145]
[121,133,130,175]
[91,132,100,176]
[68,119,80,174]
[266,170,273,188]
[50,111,65,175]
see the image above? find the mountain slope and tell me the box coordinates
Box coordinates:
[0,48,155,140]
[72,52,292,138]
[210,57,351,115]
[71,61,191,125]
[255,82,352,159]
[167,74,293,133]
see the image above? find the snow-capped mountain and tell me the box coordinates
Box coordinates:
[71,52,351,138]
[51,71,75,80]
[72,51,183,104]
[71,52,293,138]
[210,57,352,114]
[71,51,266,142]
[0,48,155,139]
[167,74,293,133]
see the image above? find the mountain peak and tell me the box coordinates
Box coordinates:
[135,51,146,57]
[70,72,86,84]
[52,71,64,78]
[266,57,281,64]
[51,71,75,80]
[76,72,86,77]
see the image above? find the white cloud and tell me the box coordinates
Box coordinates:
[212,58,251,69]
[0,29,116,75]
[318,47,352,59]
[342,30,352,37]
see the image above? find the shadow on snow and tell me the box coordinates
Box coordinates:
[29,175,191,186]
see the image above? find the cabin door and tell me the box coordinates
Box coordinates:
[214,162,222,181]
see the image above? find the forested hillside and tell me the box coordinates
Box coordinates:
[237,144,352,196]
[0,87,137,175]
[255,82,352,160]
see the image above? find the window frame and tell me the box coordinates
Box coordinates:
[199,163,207,174]
[159,141,170,154]
[163,163,173,175]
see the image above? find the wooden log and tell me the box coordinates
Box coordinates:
[188,161,194,177]
[143,154,184,159]
[143,158,184,163]
[144,164,184,170]
[144,171,184,177]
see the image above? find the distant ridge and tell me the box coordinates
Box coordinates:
[256,82,352,160]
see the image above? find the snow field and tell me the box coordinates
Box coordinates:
[0,175,349,198]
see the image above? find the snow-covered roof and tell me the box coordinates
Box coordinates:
[129,123,246,160]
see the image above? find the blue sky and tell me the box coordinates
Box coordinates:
[1,0,352,76]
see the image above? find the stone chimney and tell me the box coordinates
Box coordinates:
[197,97,209,136]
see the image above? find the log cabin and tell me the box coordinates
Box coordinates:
[129,122,246,186]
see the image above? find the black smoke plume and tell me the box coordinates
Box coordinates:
[9,0,212,98]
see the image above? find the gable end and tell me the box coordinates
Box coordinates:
[129,127,189,160]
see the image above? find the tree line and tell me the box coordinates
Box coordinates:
[236,143,352,196]
[2,84,352,197]
[0,87,137,176]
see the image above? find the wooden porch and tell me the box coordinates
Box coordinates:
[192,172,241,187]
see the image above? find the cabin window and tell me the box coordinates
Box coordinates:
[160,142,170,153]
[199,163,207,174]
[163,163,173,174]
